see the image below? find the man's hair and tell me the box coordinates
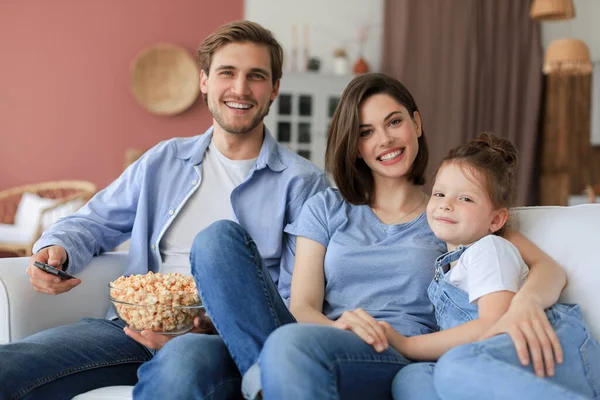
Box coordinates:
[325,73,429,205]
[198,20,283,85]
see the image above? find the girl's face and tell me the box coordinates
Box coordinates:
[357,94,422,184]
[426,162,508,250]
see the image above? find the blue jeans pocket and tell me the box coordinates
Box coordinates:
[580,334,600,398]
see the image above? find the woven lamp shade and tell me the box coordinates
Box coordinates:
[530,0,575,21]
[543,38,593,75]
[130,43,201,116]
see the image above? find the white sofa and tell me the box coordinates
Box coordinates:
[1,205,599,400]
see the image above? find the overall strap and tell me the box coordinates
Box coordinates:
[434,245,469,281]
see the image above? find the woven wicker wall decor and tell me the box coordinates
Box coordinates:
[130,43,201,116]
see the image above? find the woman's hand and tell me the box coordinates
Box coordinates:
[124,315,217,350]
[333,308,388,352]
[480,296,563,378]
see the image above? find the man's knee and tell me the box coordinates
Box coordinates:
[192,220,244,250]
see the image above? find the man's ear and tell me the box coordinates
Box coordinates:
[200,70,208,94]
[271,79,280,101]
[490,208,509,233]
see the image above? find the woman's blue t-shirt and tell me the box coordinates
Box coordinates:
[285,188,447,336]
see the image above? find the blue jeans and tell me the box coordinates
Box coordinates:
[259,324,412,400]
[0,318,151,400]
[392,305,600,399]
[189,220,296,374]
[133,334,243,400]
[135,220,296,399]
[0,317,242,400]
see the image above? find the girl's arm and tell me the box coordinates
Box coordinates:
[382,291,514,361]
[482,231,565,377]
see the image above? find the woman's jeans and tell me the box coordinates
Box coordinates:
[259,323,412,400]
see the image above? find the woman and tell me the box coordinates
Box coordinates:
[192,73,566,400]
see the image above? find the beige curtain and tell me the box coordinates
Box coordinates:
[382,0,543,205]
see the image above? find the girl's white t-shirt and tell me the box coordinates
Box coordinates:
[447,235,529,304]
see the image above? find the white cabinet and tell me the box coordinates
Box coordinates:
[265,73,354,170]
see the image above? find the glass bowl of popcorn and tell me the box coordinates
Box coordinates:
[109,272,204,335]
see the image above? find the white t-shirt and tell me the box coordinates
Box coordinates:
[447,235,529,304]
[159,140,256,275]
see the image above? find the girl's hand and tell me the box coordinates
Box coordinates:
[479,296,563,378]
[333,308,388,352]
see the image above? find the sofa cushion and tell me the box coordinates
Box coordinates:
[513,205,600,340]
[71,385,133,400]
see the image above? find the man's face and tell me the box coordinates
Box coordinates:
[200,42,279,135]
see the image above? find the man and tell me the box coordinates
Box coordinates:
[0,20,329,399]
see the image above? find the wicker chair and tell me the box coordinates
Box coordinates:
[0,181,96,257]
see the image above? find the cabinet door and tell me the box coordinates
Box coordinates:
[264,74,353,170]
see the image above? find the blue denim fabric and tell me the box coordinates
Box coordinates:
[0,318,152,400]
[259,324,412,400]
[392,246,600,400]
[133,220,294,400]
[428,245,479,330]
[133,334,244,400]
[189,221,296,375]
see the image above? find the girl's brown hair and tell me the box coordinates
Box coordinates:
[442,132,519,236]
[325,73,429,205]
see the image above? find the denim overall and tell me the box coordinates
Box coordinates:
[423,245,600,398]
[427,245,479,330]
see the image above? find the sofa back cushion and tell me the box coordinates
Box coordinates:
[513,205,600,340]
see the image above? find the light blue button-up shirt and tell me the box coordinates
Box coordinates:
[34,127,329,308]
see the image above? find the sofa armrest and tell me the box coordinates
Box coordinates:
[0,252,128,344]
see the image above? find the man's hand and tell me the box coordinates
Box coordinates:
[124,315,217,350]
[26,246,81,295]
[480,296,563,378]
[333,308,388,352]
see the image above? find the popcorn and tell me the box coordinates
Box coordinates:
[110,272,202,333]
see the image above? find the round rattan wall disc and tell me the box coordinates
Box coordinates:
[130,43,201,116]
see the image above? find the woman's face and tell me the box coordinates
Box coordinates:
[357,94,422,183]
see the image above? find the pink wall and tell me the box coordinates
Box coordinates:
[0,0,243,190]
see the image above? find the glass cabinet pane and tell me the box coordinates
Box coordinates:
[277,122,291,143]
[328,96,340,118]
[298,123,311,143]
[299,95,312,116]
[278,94,292,115]
[298,150,311,159]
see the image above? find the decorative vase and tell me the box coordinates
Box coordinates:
[333,56,349,76]
[353,57,369,74]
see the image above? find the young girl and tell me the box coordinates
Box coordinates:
[389,132,600,399]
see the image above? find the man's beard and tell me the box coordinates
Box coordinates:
[208,98,271,135]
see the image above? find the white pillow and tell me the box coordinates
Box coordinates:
[40,198,84,231]
[14,192,58,235]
